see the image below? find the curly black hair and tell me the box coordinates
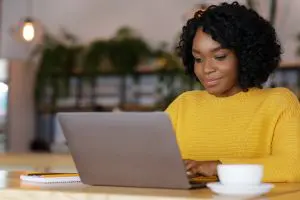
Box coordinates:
[177,1,282,89]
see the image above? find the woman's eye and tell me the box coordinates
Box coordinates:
[215,55,227,61]
[194,58,203,63]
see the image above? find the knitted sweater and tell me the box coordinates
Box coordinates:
[165,87,300,182]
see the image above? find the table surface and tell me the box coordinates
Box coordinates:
[0,153,300,200]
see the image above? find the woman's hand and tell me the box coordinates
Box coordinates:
[184,160,221,178]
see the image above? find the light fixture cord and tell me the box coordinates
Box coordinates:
[27,0,33,17]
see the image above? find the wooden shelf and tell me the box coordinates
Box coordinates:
[37,104,159,114]
[279,62,300,68]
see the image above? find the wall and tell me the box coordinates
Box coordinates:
[7,60,35,152]
[1,0,249,59]
[1,0,300,62]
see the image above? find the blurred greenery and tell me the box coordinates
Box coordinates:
[29,26,187,105]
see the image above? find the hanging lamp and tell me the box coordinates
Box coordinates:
[10,0,43,43]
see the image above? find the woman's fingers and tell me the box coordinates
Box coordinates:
[184,160,196,170]
[184,159,200,177]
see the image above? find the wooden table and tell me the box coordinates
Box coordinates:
[0,153,300,199]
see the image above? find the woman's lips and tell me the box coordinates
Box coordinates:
[204,78,222,87]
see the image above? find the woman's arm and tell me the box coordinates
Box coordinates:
[164,93,185,132]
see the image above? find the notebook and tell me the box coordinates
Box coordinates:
[20,172,81,183]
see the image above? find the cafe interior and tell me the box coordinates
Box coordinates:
[0,0,300,199]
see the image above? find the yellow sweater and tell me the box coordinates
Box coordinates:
[165,87,300,182]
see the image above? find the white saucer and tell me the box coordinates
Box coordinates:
[207,182,274,197]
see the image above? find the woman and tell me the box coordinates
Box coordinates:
[166,1,300,182]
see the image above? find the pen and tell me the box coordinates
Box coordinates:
[26,173,78,177]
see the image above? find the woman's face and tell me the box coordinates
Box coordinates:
[192,28,241,97]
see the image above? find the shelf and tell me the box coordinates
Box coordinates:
[279,62,300,69]
[37,104,159,114]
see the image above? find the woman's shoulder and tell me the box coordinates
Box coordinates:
[165,90,207,113]
[261,87,299,106]
[263,87,297,98]
[175,90,207,100]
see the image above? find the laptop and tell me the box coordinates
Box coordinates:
[57,112,211,189]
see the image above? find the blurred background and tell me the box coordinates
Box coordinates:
[0,0,299,153]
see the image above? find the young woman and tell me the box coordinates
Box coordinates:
[166,1,300,182]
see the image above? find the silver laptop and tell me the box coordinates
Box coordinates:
[57,112,208,189]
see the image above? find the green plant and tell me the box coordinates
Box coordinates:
[108,27,152,74]
[82,40,110,74]
[29,26,193,110]
[31,32,84,103]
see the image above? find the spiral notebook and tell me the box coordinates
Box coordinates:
[20,172,81,183]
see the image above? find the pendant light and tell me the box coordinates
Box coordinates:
[22,17,35,42]
[21,0,35,42]
[10,0,43,43]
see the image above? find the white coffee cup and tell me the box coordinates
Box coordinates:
[217,164,264,186]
